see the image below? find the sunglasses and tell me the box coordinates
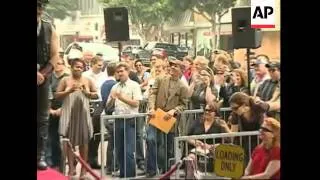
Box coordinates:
[268,69,276,73]
[260,126,273,133]
[205,109,214,112]
[169,63,179,68]
[231,105,240,111]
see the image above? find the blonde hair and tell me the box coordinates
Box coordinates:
[151,59,165,78]
[214,54,230,67]
[194,56,209,68]
[264,117,281,146]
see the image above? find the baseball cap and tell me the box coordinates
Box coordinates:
[266,61,280,69]
[169,59,185,70]
[252,58,268,66]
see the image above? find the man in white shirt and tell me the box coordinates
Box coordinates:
[250,56,271,96]
[106,62,143,178]
[83,56,107,101]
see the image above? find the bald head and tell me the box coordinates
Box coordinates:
[83,51,94,64]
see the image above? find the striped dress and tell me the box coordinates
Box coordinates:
[59,90,93,146]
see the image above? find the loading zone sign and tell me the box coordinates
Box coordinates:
[214,144,245,179]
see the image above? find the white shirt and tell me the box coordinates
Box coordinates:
[143,78,156,99]
[250,74,271,95]
[110,79,143,115]
[83,69,108,101]
[180,75,189,87]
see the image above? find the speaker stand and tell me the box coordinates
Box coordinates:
[118,42,122,62]
[246,48,251,96]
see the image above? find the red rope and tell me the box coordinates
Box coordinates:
[159,160,182,180]
[66,141,103,180]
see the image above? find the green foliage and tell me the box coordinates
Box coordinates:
[46,0,78,20]
[168,0,237,23]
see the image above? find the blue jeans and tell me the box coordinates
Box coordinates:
[115,118,136,178]
[135,117,145,166]
[146,125,175,174]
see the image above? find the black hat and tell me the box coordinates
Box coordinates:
[265,61,280,69]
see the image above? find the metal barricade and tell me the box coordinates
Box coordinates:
[173,131,260,179]
[98,107,232,179]
[100,113,148,178]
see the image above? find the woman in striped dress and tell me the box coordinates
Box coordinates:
[55,59,98,178]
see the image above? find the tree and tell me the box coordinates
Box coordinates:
[100,0,179,43]
[237,0,251,6]
[46,0,78,20]
[168,0,237,50]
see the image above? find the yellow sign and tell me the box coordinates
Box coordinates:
[214,144,245,179]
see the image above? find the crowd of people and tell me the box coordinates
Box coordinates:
[37,1,280,179]
[43,45,280,179]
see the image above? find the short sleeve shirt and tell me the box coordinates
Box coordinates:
[111,79,143,114]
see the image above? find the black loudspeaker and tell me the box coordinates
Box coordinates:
[103,7,129,42]
[232,7,262,49]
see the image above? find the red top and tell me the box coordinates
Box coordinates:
[250,145,280,179]
[183,68,192,82]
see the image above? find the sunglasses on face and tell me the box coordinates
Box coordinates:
[231,105,240,111]
[260,126,273,133]
[169,63,179,68]
[268,69,276,73]
[205,109,214,112]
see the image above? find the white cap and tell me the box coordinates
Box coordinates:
[68,49,83,59]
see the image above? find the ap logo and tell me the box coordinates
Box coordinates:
[251,0,275,28]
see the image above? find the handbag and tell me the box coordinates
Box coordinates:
[184,157,201,179]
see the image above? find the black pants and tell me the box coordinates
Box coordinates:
[88,114,101,164]
[46,114,61,167]
[135,117,145,166]
[106,121,119,171]
[37,79,50,156]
